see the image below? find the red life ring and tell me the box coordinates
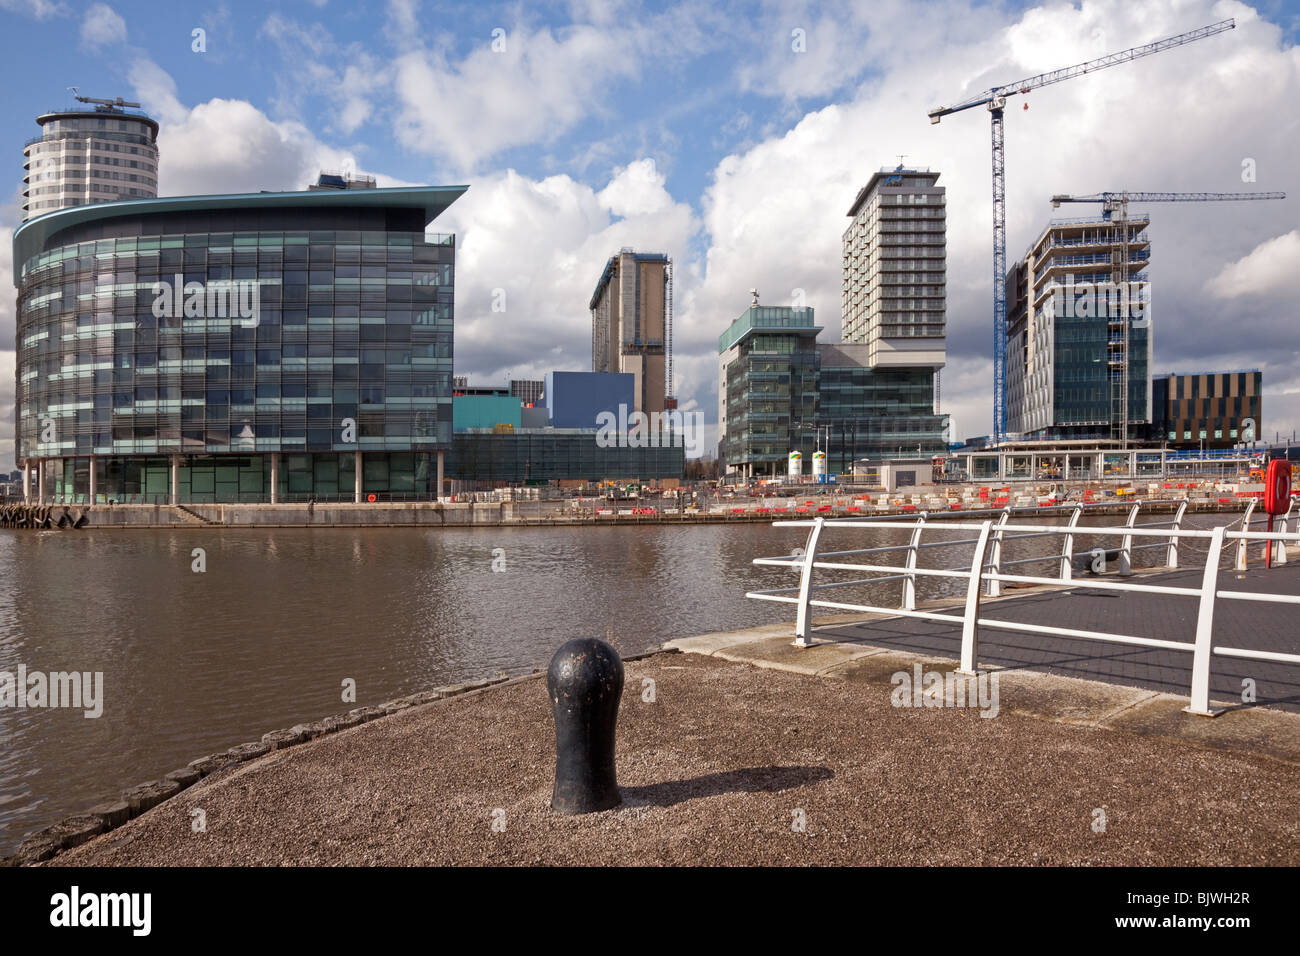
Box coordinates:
[367,493,377,503]
[1264,459,1291,515]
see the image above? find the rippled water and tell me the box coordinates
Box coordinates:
[0,514,1209,853]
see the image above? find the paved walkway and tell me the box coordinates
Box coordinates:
[47,651,1300,866]
[824,562,1300,713]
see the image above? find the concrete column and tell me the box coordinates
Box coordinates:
[270,452,279,505]
[435,450,444,501]
[37,460,45,503]
[170,455,180,505]
[22,461,30,504]
[89,455,97,503]
[354,450,363,503]
[54,458,62,502]
[1063,454,1070,480]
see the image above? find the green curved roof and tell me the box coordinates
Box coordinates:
[13,185,468,278]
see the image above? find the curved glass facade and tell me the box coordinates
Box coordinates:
[14,189,462,502]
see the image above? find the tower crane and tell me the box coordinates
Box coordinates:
[1048,190,1285,447]
[928,18,1236,444]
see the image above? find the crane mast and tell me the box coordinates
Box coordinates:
[928,18,1236,445]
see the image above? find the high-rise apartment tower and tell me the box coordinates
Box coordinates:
[590,248,668,416]
[22,94,159,221]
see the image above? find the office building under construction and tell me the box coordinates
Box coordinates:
[1005,214,1152,441]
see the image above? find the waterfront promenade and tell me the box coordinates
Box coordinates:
[33,561,1300,867]
[827,562,1300,714]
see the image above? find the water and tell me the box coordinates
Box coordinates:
[0,515,1195,853]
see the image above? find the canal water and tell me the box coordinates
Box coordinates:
[0,516,1195,853]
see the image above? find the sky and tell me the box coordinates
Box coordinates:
[1,0,1299,471]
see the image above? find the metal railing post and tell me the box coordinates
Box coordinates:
[958,521,994,675]
[1276,499,1293,566]
[1236,498,1257,571]
[902,512,927,611]
[1059,502,1083,581]
[794,517,825,647]
[1265,497,1292,566]
[1186,525,1226,716]
[986,507,1011,597]
[1166,500,1188,568]
[1119,501,1139,575]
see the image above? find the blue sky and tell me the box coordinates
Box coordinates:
[3,0,1300,470]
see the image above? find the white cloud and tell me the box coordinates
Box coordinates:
[127,58,187,126]
[153,99,348,195]
[597,159,673,218]
[391,25,642,173]
[1206,230,1300,299]
[79,2,126,51]
[386,5,718,174]
[124,63,376,196]
[0,0,68,19]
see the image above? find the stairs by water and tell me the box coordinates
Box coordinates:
[172,505,219,526]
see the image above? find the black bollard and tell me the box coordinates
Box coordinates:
[547,637,624,814]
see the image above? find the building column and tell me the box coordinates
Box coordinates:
[37,460,45,503]
[435,450,444,501]
[354,450,363,503]
[270,452,279,505]
[22,461,31,504]
[89,455,97,503]
[170,455,180,505]
[1063,454,1070,481]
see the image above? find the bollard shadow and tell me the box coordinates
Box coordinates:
[619,765,833,808]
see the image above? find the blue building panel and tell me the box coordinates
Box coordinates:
[542,371,634,429]
[453,395,522,431]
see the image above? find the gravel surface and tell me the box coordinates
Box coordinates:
[52,653,1300,866]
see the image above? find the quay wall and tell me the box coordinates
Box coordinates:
[0,498,1257,530]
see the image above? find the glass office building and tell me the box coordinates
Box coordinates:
[449,430,684,483]
[1006,214,1153,441]
[717,306,949,478]
[14,186,465,502]
[816,343,949,471]
[716,305,822,476]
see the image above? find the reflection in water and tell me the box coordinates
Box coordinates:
[0,514,1209,853]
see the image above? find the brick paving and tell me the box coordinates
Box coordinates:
[826,562,1300,712]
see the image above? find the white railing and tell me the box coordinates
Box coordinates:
[747,501,1300,716]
